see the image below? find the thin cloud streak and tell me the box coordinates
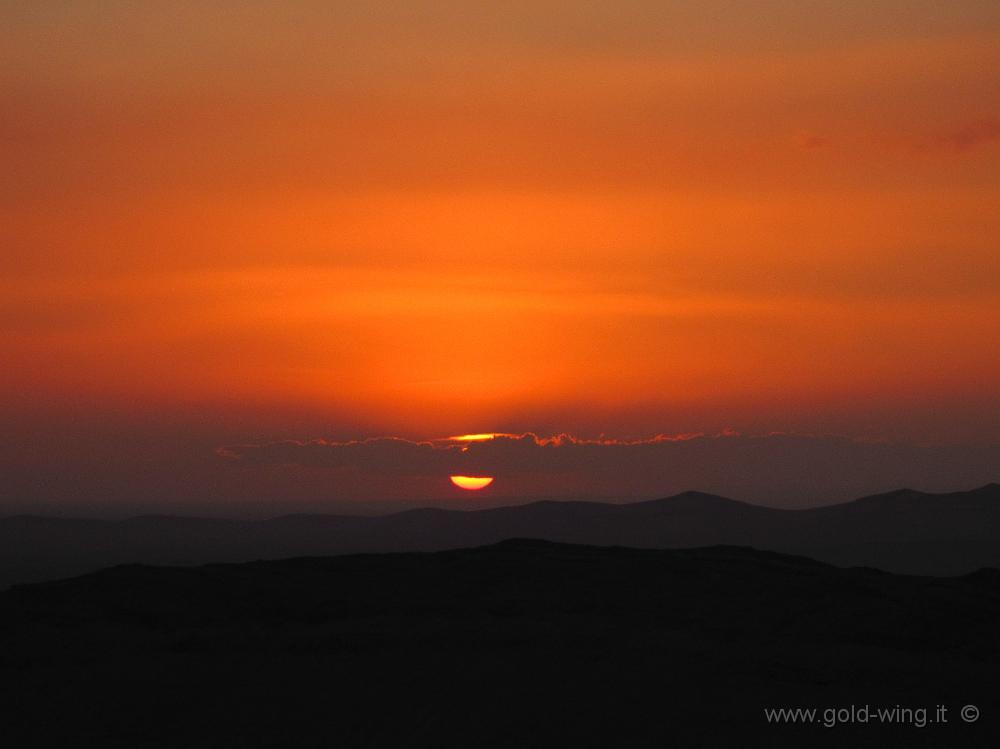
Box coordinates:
[933,117,1000,152]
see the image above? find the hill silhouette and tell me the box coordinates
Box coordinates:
[2,484,998,587]
[1,540,997,747]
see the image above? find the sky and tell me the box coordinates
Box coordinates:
[2,2,999,515]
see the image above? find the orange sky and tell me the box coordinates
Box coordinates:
[2,3,999,511]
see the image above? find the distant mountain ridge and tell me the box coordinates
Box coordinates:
[1,484,998,586]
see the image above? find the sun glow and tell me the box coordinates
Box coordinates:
[450,476,495,490]
[448,433,499,442]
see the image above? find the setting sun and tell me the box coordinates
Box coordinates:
[450,476,495,491]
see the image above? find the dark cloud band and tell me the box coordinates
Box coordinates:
[219,432,998,501]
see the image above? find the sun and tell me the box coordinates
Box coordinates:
[450,476,494,490]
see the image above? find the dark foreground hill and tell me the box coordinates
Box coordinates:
[2,484,999,586]
[1,541,998,747]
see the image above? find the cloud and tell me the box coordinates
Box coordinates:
[218,432,999,505]
[217,432,705,476]
[218,437,459,475]
[794,131,829,150]
[932,117,1000,152]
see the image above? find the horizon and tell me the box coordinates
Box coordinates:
[4,481,997,522]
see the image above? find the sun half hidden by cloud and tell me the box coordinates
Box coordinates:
[218,432,999,505]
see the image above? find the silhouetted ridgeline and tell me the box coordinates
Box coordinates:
[1,541,997,747]
[1,484,998,587]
